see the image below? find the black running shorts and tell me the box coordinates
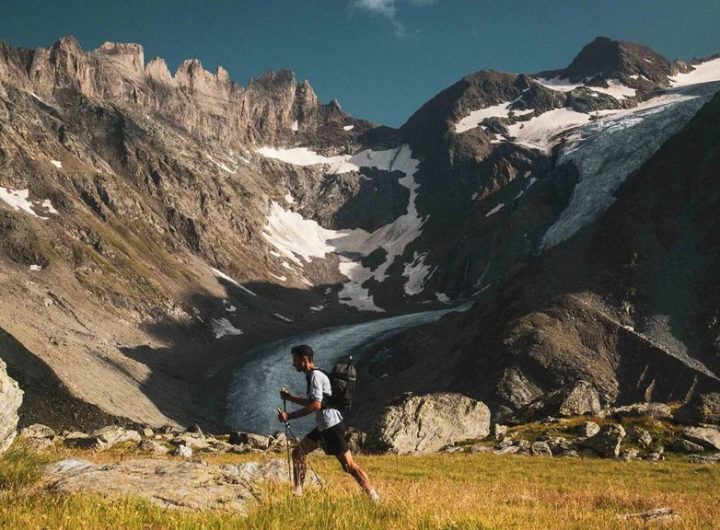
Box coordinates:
[306,422,349,456]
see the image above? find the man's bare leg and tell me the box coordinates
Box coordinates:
[291,437,318,495]
[336,450,379,501]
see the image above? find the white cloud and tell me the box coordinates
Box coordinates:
[355,0,397,17]
[353,0,435,37]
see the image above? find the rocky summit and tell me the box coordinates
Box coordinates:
[0,34,719,438]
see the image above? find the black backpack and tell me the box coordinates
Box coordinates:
[306,358,357,411]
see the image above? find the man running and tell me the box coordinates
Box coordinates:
[277,344,380,501]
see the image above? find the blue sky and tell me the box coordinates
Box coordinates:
[1,0,718,127]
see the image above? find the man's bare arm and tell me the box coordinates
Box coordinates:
[278,399,322,422]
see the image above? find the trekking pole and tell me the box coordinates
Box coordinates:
[277,409,325,489]
[283,399,292,483]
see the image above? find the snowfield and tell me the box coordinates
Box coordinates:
[670,57,720,87]
[506,107,591,151]
[455,97,533,133]
[534,76,636,99]
[259,145,427,311]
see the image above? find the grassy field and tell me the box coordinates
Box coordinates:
[0,442,718,529]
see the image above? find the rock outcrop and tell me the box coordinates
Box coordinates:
[0,37,368,147]
[369,392,490,453]
[675,393,720,426]
[580,424,626,457]
[0,357,23,452]
[44,458,289,512]
[681,426,720,451]
[504,381,601,424]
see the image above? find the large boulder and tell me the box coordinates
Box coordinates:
[0,358,23,453]
[681,427,720,451]
[19,423,56,451]
[170,433,210,450]
[576,421,601,438]
[92,426,142,448]
[20,424,56,440]
[63,432,103,450]
[229,432,271,450]
[505,381,601,424]
[139,439,170,455]
[675,393,720,426]
[580,424,626,457]
[369,392,491,453]
[671,438,705,454]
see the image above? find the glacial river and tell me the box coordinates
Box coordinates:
[226,303,472,434]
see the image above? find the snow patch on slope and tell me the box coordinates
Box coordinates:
[211,267,258,297]
[207,154,236,174]
[507,108,591,151]
[671,57,720,87]
[455,100,533,133]
[534,77,583,92]
[590,79,637,99]
[260,145,425,311]
[535,76,636,99]
[262,202,349,266]
[0,187,56,219]
[402,252,430,296]
[485,203,505,217]
[211,318,243,339]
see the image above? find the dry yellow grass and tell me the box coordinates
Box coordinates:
[1,442,718,529]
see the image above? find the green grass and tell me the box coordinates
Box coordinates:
[0,442,53,491]
[0,442,718,529]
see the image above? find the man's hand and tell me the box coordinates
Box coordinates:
[280,388,292,402]
[277,409,290,423]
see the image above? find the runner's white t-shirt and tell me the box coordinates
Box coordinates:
[307,370,343,431]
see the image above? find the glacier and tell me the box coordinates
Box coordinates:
[542,80,720,249]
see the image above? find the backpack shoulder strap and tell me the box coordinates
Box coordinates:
[305,368,324,396]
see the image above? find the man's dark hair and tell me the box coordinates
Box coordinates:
[291,344,314,360]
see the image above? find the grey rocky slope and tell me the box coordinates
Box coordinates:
[1,35,719,432]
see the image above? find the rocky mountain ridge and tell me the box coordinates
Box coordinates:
[0,36,372,148]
